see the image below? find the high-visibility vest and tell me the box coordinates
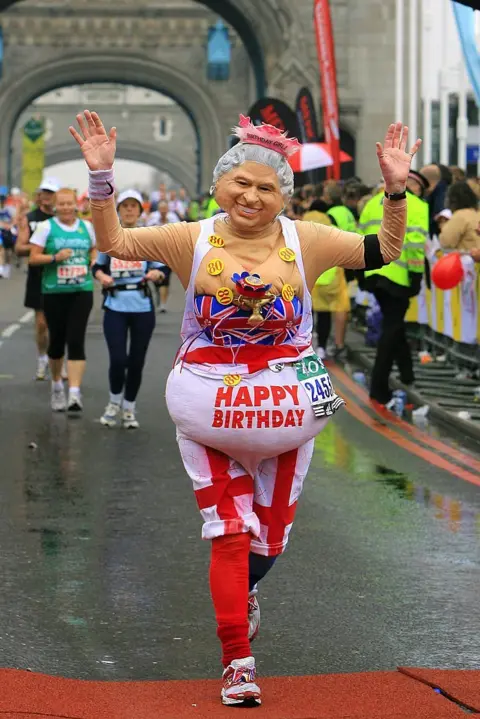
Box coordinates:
[360,191,428,288]
[204,197,220,218]
[315,267,337,286]
[327,204,357,233]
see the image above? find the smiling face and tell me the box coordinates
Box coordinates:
[55,189,77,224]
[118,198,142,227]
[214,161,284,232]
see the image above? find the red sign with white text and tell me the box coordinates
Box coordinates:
[313,0,340,179]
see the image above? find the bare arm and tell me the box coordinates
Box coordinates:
[14,214,32,256]
[29,222,73,266]
[29,243,72,266]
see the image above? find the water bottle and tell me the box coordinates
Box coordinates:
[353,371,367,389]
[392,389,406,417]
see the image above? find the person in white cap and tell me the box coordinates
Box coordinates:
[92,189,168,428]
[14,177,60,380]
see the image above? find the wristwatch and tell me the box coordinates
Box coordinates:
[384,189,407,201]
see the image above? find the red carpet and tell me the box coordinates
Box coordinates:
[399,667,480,712]
[0,668,468,718]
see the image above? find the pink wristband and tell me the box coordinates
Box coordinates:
[88,168,115,200]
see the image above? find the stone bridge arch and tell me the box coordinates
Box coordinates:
[16,141,198,197]
[0,0,297,100]
[0,53,225,192]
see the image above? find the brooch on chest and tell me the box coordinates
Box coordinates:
[231,272,276,326]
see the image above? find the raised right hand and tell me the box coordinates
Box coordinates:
[69,110,117,171]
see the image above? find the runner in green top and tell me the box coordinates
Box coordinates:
[29,188,96,413]
[41,215,94,294]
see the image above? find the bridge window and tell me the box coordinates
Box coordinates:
[207,20,231,82]
[153,116,172,142]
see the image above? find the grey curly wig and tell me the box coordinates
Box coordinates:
[212,143,294,199]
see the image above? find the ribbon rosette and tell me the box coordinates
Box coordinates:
[232,272,272,299]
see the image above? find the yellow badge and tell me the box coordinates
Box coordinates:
[223,374,241,387]
[207,258,225,276]
[281,283,295,302]
[279,247,296,262]
[208,234,225,248]
[216,287,234,305]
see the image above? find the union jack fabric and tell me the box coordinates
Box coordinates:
[178,435,315,557]
[194,294,303,347]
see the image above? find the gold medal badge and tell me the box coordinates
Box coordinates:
[281,284,295,302]
[207,258,225,276]
[216,287,234,305]
[278,247,296,262]
[223,374,241,386]
[208,234,225,248]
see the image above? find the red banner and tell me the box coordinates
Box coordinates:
[313,0,340,179]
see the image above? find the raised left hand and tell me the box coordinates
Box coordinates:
[376,122,422,194]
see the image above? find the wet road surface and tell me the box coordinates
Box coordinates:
[0,271,479,682]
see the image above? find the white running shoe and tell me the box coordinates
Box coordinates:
[51,387,66,412]
[67,392,83,412]
[221,656,261,707]
[315,346,326,360]
[100,402,121,427]
[35,357,49,381]
[122,409,139,429]
[248,587,260,642]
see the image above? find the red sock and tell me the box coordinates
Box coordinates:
[209,533,251,668]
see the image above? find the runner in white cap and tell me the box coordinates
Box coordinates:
[92,189,168,428]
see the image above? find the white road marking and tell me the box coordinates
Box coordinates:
[1,323,20,338]
[19,310,34,324]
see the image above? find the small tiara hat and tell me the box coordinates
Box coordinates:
[232,114,301,159]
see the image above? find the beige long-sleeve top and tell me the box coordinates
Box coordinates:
[439,208,480,251]
[90,197,406,298]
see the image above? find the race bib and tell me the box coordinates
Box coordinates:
[57,264,87,285]
[110,258,144,278]
[295,354,345,418]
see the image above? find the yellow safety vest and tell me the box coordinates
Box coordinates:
[327,205,357,233]
[359,191,428,287]
[315,267,337,286]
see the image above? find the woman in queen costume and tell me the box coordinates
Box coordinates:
[70,111,420,707]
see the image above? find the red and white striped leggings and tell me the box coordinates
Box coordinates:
[178,435,315,557]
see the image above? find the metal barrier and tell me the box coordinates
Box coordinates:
[353,255,480,372]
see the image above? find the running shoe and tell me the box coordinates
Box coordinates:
[221,656,261,707]
[51,387,66,412]
[100,402,121,427]
[67,392,83,412]
[35,357,49,381]
[315,346,326,360]
[248,587,260,642]
[122,409,139,429]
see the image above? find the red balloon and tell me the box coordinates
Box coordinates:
[431,253,464,290]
